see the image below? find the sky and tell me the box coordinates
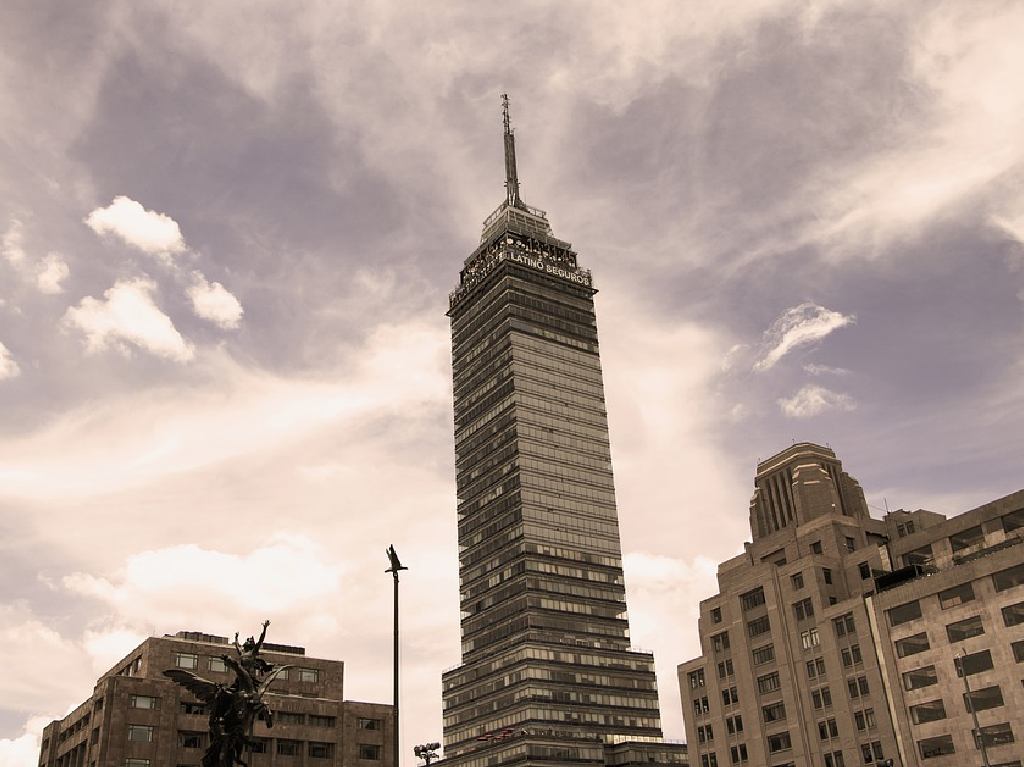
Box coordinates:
[1,0,1023,763]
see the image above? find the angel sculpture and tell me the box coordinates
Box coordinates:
[164,621,290,767]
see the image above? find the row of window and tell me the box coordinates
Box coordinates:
[171,653,320,683]
[121,740,378,764]
[918,723,1016,758]
[888,563,1024,627]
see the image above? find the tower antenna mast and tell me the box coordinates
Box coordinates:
[501,94,523,209]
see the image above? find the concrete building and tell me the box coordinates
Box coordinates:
[38,631,393,767]
[440,97,685,767]
[678,442,1024,767]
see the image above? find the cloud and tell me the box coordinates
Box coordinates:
[63,277,195,362]
[803,362,850,376]
[188,271,244,328]
[84,196,186,255]
[778,383,856,417]
[753,303,854,371]
[0,716,52,767]
[0,342,20,380]
[36,253,70,294]
[1,220,26,265]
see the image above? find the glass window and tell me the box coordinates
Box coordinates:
[752,644,775,665]
[793,598,814,622]
[888,600,922,626]
[950,525,984,552]
[767,731,791,753]
[904,544,933,567]
[128,695,158,710]
[918,735,955,758]
[859,561,871,579]
[994,563,1024,592]
[1014,640,1024,663]
[964,685,1004,712]
[1002,601,1024,627]
[309,742,334,759]
[180,702,206,716]
[810,540,823,554]
[833,613,855,637]
[791,572,804,590]
[946,615,985,642]
[358,744,382,760]
[711,632,731,653]
[124,761,151,767]
[174,653,198,670]
[740,587,765,611]
[974,722,1014,749]
[757,672,781,694]
[358,718,382,730]
[127,725,153,743]
[309,715,336,727]
[747,616,770,637]
[276,712,305,725]
[178,732,205,749]
[208,657,227,673]
[938,582,975,609]
[688,669,706,689]
[956,649,993,676]
[909,699,946,724]
[823,568,832,584]
[710,607,722,623]
[817,717,838,740]
[762,702,786,723]
[801,628,820,649]
[903,665,938,691]
[245,739,269,754]
[845,536,856,552]
[298,668,319,683]
[277,740,301,756]
[823,751,845,767]
[895,632,930,658]
[811,686,832,709]
[1001,508,1024,533]
[718,659,734,678]
[806,657,826,679]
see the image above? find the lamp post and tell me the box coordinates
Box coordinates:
[956,653,990,767]
[414,742,440,766]
[386,545,408,767]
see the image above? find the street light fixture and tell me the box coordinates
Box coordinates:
[414,742,441,766]
[386,545,408,767]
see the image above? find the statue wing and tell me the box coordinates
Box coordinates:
[257,665,293,698]
[162,669,220,702]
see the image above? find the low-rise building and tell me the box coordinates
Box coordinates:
[38,631,393,767]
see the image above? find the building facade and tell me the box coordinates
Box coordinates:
[678,442,1024,767]
[39,631,393,767]
[440,98,685,767]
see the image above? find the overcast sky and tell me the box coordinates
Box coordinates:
[2,1,1023,763]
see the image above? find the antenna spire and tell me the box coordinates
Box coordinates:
[501,94,523,209]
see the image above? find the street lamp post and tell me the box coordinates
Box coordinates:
[386,545,408,767]
[956,653,991,767]
[414,742,441,766]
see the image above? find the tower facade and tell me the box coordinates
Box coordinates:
[441,99,683,767]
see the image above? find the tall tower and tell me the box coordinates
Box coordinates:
[441,98,679,767]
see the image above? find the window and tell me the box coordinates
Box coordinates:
[245,739,269,754]
[309,743,335,759]
[858,561,871,579]
[791,572,804,590]
[174,653,198,670]
[854,708,876,731]
[847,675,869,698]
[840,644,862,667]
[1002,601,1024,627]
[824,751,845,767]
[180,702,206,716]
[696,725,711,743]
[740,587,765,611]
[277,740,302,756]
[718,659,734,678]
[974,722,1015,749]
[1002,508,1024,533]
[994,563,1024,592]
[938,582,975,609]
[129,695,158,710]
[950,524,984,552]
[208,657,227,673]
[752,644,775,665]
[833,613,855,637]
[905,544,933,567]
[811,540,823,554]
[918,734,954,758]
[298,668,319,683]
[946,614,985,642]
[693,696,709,715]
[823,568,832,585]
[767,731,791,753]
[811,686,832,709]
[904,665,938,690]
[124,761,150,767]
[956,649,993,676]
[700,756,718,767]
[722,686,739,706]
[178,732,205,749]
[806,657,826,679]
[1014,640,1024,663]
[309,715,336,727]
[725,714,743,734]
[127,725,153,743]
[747,615,770,638]
[817,717,838,740]
[895,632,930,658]
[793,598,814,622]
[860,742,883,762]
[909,699,946,724]
[964,685,1004,712]
[358,744,382,760]
[888,600,922,626]
[689,669,706,689]
[845,536,856,552]
[757,672,781,694]
[712,632,731,653]
[762,702,786,723]
[801,628,820,649]
[276,712,305,725]
[729,744,748,764]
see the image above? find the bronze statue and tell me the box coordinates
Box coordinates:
[164,620,290,767]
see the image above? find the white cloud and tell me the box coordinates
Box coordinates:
[1,220,26,265]
[63,277,194,362]
[778,384,856,418]
[754,303,854,371]
[0,716,52,767]
[0,342,19,381]
[803,362,850,376]
[36,253,70,294]
[188,271,244,328]
[82,627,147,675]
[84,196,186,255]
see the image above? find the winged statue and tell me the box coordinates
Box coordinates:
[164,621,291,767]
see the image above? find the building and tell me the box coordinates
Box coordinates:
[677,442,1024,767]
[38,631,393,767]
[440,97,685,767]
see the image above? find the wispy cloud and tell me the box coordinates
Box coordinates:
[36,253,70,295]
[754,303,854,372]
[803,362,850,376]
[1,220,26,265]
[62,277,194,362]
[84,196,186,256]
[0,342,20,381]
[778,383,856,418]
[188,271,244,329]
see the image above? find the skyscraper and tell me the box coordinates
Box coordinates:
[441,97,684,767]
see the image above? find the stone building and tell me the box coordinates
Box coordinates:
[38,631,393,767]
[440,97,685,767]
[678,442,1024,767]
